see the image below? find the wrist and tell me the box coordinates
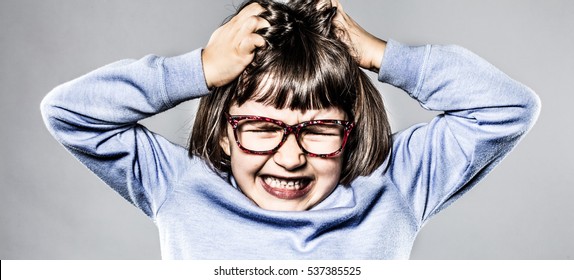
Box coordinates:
[201,49,215,88]
[367,38,387,73]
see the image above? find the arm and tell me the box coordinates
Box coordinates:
[41,51,209,217]
[40,3,269,217]
[331,0,540,224]
[381,40,540,224]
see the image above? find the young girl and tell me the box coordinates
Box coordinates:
[41,0,540,259]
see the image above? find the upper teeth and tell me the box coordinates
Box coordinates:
[264,177,305,190]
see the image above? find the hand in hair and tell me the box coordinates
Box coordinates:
[330,0,387,72]
[202,3,270,88]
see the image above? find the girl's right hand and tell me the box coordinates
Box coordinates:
[202,3,270,88]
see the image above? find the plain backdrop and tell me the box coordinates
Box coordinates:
[1,0,572,259]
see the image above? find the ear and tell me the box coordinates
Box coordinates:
[219,134,231,156]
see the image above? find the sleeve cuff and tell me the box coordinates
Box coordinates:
[162,48,211,107]
[378,39,431,98]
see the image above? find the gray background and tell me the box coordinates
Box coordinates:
[1,0,572,259]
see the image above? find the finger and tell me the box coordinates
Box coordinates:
[330,0,348,28]
[238,33,266,55]
[330,0,346,13]
[316,0,332,11]
[239,14,270,35]
[250,33,266,48]
[236,3,266,19]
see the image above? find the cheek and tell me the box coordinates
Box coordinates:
[311,157,344,180]
[229,149,267,178]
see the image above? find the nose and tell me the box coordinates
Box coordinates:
[273,134,306,170]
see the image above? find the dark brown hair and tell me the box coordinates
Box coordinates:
[189,0,391,184]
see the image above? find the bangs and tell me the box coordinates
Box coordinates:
[232,32,358,116]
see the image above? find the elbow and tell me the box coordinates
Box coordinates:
[40,89,56,131]
[40,85,67,139]
[40,89,56,120]
[517,85,541,134]
[482,83,541,142]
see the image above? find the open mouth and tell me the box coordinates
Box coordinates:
[260,175,313,200]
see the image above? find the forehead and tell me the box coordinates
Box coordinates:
[229,100,347,124]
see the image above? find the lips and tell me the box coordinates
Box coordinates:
[260,175,313,199]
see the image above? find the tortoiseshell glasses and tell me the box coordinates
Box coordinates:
[226,115,355,158]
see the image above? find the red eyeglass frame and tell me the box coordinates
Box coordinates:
[226,114,355,158]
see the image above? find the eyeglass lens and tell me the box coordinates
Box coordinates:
[236,119,345,155]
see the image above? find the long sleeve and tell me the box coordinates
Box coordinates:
[40,49,210,217]
[380,40,541,225]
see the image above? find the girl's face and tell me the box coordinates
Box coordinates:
[220,100,347,211]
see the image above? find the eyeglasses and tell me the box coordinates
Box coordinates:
[226,115,355,158]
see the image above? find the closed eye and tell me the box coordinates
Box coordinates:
[243,125,282,133]
[303,125,342,136]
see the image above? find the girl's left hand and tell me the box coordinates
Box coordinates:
[329,0,387,72]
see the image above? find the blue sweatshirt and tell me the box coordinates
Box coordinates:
[41,40,540,259]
